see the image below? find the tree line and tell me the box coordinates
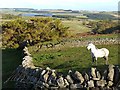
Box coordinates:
[84,13,117,20]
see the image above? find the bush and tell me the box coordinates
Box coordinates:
[87,20,119,34]
[2,18,68,48]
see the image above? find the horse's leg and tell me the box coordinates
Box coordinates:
[103,56,108,65]
[92,57,95,65]
[95,57,97,66]
[105,56,108,65]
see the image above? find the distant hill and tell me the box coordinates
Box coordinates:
[84,13,118,20]
[0,8,118,20]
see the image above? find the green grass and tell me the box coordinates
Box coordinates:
[31,44,119,74]
[62,20,91,35]
[2,48,23,88]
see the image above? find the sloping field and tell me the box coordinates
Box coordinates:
[62,20,91,35]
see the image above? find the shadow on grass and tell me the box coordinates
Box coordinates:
[53,62,120,76]
[2,48,23,88]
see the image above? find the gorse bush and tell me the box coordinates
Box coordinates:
[87,20,119,34]
[2,18,69,48]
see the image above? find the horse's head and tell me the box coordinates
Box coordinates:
[87,43,95,50]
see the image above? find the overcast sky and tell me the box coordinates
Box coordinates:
[0,0,119,11]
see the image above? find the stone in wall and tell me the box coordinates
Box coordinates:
[57,76,65,88]
[107,65,115,81]
[88,80,94,88]
[74,71,84,84]
[66,75,74,84]
[96,79,106,87]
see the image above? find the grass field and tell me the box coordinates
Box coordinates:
[31,44,119,74]
[62,20,91,35]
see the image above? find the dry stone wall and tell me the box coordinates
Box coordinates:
[59,38,120,47]
[35,38,120,50]
[5,47,120,90]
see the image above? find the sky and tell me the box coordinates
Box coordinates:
[0,0,119,11]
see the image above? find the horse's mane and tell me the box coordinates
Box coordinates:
[88,42,98,49]
[93,44,98,49]
[94,45,98,49]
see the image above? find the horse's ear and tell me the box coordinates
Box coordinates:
[88,42,91,44]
